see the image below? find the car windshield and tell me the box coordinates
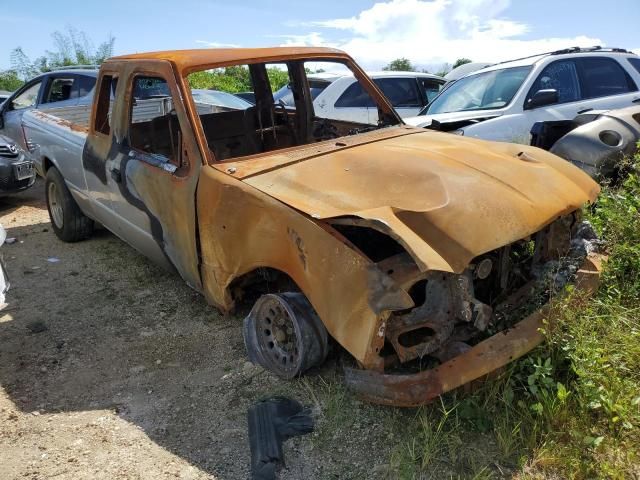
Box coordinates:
[191,89,252,109]
[422,66,531,115]
[273,79,333,106]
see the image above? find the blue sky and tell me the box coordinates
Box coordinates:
[2,0,639,72]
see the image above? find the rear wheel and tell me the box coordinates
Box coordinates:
[45,167,93,242]
[243,292,329,378]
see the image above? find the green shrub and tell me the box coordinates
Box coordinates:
[188,66,289,93]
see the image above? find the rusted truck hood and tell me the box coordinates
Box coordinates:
[230,128,600,272]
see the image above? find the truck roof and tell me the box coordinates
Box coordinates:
[110,47,349,73]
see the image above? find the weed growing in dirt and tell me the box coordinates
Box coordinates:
[389,152,640,479]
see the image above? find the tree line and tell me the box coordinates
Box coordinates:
[0,27,115,91]
[382,57,473,76]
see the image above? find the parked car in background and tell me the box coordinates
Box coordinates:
[404,47,640,144]
[234,91,256,104]
[191,89,254,110]
[274,71,445,124]
[444,62,491,82]
[318,71,445,123]
[0,68,98,151]
[0,133,35,195]
[272,72,343,105]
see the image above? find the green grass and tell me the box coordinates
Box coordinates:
[388,153,640,479]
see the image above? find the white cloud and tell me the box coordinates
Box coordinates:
[287,0,602,70]
[266,32,335,47]
[195,40,241,48]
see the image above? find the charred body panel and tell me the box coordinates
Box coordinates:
[345,252,604,406]
[239,130,598,272]
[82,60,203,290]
[196,167,406,370]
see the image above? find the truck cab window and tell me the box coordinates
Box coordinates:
[128,76,181,166]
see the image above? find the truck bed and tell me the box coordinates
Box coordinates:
[33,104,92,131]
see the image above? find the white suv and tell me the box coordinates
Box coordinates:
[404,47,640,144]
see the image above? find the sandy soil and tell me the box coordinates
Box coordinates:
[0,180,401,480]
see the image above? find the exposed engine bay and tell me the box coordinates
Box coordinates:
[360,214,600,371]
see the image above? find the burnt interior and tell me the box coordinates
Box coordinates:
[189,59,399,162]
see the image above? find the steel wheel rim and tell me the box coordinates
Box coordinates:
[257,296,300,375]
[48,182,64,229]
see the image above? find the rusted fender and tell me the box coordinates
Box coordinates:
[344,252,605,407]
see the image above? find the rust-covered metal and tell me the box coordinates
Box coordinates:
[344,253,605,407]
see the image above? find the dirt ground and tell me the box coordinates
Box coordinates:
[0,180,410,480]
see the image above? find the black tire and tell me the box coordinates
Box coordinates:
[243,292,329,379]
[45,167,93,242]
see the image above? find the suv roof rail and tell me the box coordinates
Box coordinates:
[49,64,100,71]
[489,46,636,68]
[550,46,632,55]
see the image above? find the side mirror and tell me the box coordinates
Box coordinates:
[526,89,558,109]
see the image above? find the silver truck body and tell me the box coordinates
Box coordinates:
[22,98,224,266]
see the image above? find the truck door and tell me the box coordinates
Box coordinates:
[84,60,203,291]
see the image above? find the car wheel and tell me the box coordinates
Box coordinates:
[243,292,329,378]
[45,167,93,242]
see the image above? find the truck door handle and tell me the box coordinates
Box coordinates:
[110,168,122,183]
[632,97,640,103]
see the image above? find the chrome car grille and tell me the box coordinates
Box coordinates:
[0,145,19,158]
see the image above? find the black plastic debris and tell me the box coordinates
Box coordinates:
[248,397,314,480]
[26,321,48,334]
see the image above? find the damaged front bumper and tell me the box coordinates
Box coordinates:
[344,252,604,407]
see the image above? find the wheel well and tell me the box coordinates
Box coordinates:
[228,267,299,312]
[42,157,53,173]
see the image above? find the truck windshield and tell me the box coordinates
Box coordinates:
[421,66,531,115]
[187,59,399,162]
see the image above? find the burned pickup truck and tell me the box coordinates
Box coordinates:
[21,47,602,406]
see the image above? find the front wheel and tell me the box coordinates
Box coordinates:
[45,167,93,242]
[243,292,329,379]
